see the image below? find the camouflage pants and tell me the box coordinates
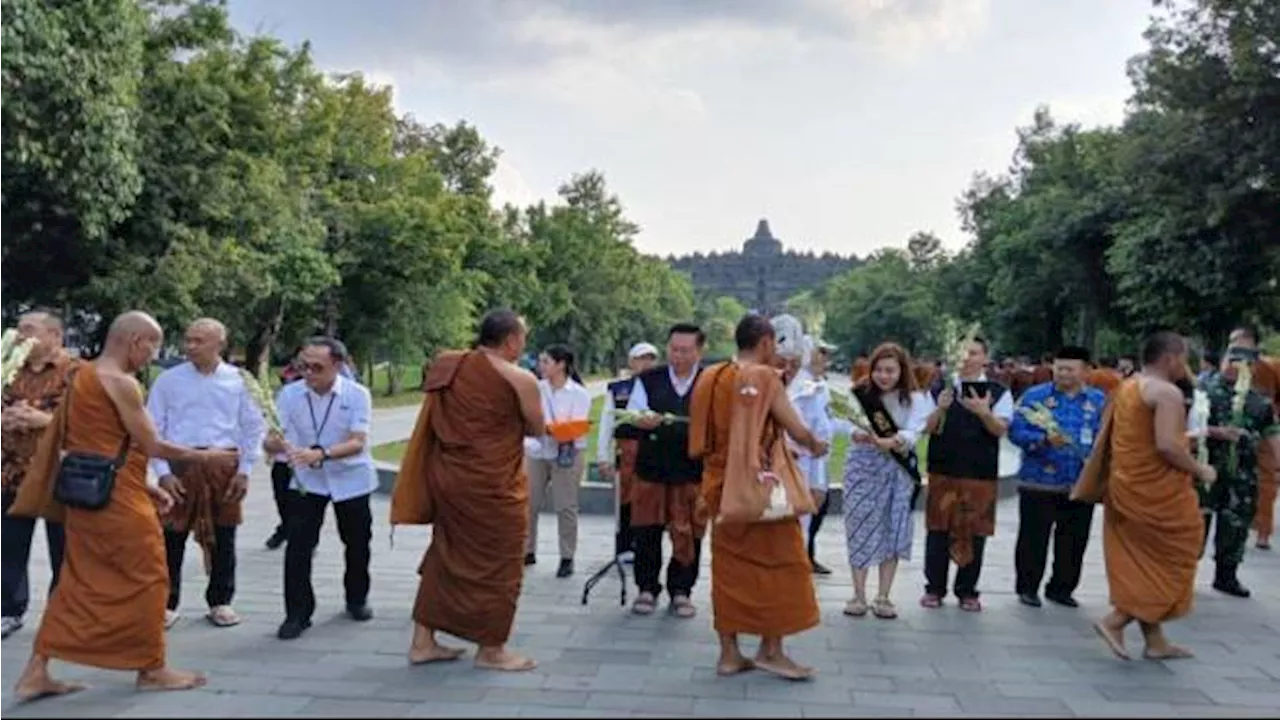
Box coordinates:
[1199,472,1258,567]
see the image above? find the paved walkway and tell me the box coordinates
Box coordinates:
[2,461,1277,718]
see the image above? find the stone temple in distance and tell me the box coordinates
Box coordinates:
[668,219,859,315]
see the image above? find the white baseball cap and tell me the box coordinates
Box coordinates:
[628,342,660,360]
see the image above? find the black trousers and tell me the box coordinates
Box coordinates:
[1014,488,1094,597]
[614,502,634,556]
[924,531,987,599]
[808,492,831,560]
[166,525,237,610]
[1,491,65,618]
[633,526,702,599]
[271,461,299,538]
[284,492,372,623]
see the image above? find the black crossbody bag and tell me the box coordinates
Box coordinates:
[53,372,130,510]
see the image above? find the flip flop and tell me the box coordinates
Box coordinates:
[631,593,657,616]
[206,606,241,628]
[1143,646,1194,661]
[669,596,697,619]
[1093,622,1131,661]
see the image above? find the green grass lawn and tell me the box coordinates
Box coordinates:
[372,395,930,489]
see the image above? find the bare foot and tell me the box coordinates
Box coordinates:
[715,656,755,676]
[1093,621,1130,661]
[409,643,465,665]
[1143,644,1194,661]
[474,648,537,672]
[14,676,88,704]
[753,653,815,681]
[136,668,208,693]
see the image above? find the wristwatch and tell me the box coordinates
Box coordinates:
[309,444,329,469]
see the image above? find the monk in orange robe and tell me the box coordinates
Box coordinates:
[852,355,870,384]
[689,314,826,681]
[1085,331,1216,661]
[392,309,546,672]
[10,311,228,702]
[1225,327,1280,549]
[1087,364,1123,399]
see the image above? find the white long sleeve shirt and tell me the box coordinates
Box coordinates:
[146,361,267,478]
[524,379,592,460]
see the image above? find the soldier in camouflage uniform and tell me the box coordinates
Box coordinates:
[1200,350,1280,598]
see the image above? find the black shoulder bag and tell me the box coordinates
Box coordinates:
[53,373,130,510]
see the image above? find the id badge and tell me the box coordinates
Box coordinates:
[555,442,578,468]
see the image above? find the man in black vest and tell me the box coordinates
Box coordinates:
[596,342,660,560]
[921,335,1014,613]
[625,324,706,619]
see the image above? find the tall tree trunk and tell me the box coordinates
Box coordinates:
[244,300,285,379]
[387,361,401,396]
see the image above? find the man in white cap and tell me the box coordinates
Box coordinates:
[596,342,660,561]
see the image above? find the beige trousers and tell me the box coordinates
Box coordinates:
[525,455,585,559]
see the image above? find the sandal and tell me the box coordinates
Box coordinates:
[919,594,942,609]
[669,595,697,619]
[959,597,983,613]
[872,598,898,619]
[206,605,242,628]
[843,599,868,617]
[631,593,657,616]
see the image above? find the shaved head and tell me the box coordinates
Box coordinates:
[188,317,227,344]
[107,311,162,342]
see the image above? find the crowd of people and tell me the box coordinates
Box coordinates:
[0,305,1277,699]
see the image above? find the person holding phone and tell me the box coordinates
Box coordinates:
[920,335,1013,613]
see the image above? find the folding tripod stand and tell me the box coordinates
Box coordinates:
[581,470,629,606]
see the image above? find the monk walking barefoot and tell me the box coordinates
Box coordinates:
[391,310,545,673]
[691,315,826,683]
[1074,331,1215,663]
[8,312,224,702]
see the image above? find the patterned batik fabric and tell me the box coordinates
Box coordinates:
[842,444,914,570]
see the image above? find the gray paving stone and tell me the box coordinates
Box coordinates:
[2,441,1278,719]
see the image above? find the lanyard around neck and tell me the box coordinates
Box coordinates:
[306,392,338,445]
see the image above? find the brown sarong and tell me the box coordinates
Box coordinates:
[1251,357,1280,537]
[691,362,820,638]
[11,364,168,670]
[166,453,242,572]
[394,351,528,646]
[925,474,998,567]
[617,438,639,505]
[630,479,706,565]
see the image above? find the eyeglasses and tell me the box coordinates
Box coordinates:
[301,362,330,374]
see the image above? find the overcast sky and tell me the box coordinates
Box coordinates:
[227,0,1156,258]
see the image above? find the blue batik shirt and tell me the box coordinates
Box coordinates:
[1009,382,1107,492]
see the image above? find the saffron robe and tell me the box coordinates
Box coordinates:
[1101,379,1201,623]
[1251,357,1280,537]
[392,351,528,646]
[690,362,820,638]
[10,364,168,670]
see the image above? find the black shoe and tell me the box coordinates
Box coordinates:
[524,553,536,567]
[811,560,833,575]
[347,604,374,622]
[265,530,287,551]
[1017,593,1042,608]
[1213,576,1251,598]
[277,618,311,640]
[556,558,574,578]
[1044,592,1079,608]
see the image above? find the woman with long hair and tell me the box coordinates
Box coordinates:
[524,344,590,578]
[842,342,934,619]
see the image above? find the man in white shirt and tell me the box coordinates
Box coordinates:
[148,319,267,630]
[596,342,660,562]
[269,337,377,640]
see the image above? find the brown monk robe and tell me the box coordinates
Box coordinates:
[912,363,937,392]
[1250,357,1280,548]
[1079,332,1216,662]
[852,356,870,384]
[391,310,545,672]
[1088,366,1123,399]
[10,312,222,702]
[689,314,826,681]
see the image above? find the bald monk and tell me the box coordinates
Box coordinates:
[690,314,827,681]
[1228,326,1280,550]
[391,309,546,671]
[10,311,230,701]
[1085,331,1216,661]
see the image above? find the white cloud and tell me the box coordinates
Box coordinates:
[490,156,547,209]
